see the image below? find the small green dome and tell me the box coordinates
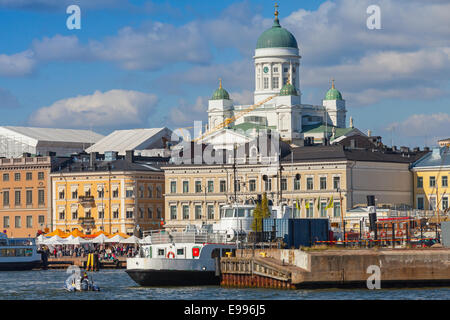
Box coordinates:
[280,83,298,96]
[211,79,230,100]
[256,18,298,49]
[324,80,343,100]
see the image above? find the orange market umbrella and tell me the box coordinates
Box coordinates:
[84,230,111,238]
[69,229,86,238]
[44,229,69,238]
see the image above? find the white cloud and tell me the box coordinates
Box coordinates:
[0,50,36,76]
[28,89,158,129]
[167,96,208,128]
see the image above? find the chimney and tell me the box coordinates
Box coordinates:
[367,130,372,137]
[350,139,356,149]
[125,150,134,163]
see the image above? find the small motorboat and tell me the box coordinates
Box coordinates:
[65,273,100,292]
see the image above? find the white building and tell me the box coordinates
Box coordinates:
[0,126,103,158]
[203,7,357,149]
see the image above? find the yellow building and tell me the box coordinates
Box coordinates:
[412,146,449,213]
[50,152,165,235]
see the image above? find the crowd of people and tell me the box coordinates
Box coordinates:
[39,244,138,260]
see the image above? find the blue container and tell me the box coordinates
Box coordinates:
[263,218,329,248]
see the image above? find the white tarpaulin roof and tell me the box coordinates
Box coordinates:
[65,236,91,245]
[119,235,140,244]
[139,235,152,244]
[42,235,67,245]
[91,234,108,244]
[105,234,124,243]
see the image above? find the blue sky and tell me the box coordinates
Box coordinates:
[0,0,448,147]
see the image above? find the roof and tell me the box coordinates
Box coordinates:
[282,145,427,164]
[256,18,298,49]
[0,126,103,143]
[51,158,167,174]
[302,124,355,140]
[231,122,276,133]
[86,128,171,155]
[280,83,298,96]
[412,147,450,169]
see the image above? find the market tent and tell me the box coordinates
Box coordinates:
[36,234,47,245]
[65,236,91,245]
[84,230,111,239]
[69,229,86,238]
[43,235,67,245]
[44,229,69,238]
[120,235,140,244]
[109,232,129,239]
[91,233,108,244]
[105,234,124,243]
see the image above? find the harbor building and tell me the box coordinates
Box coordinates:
[411,145,450,213]
[0,126,103,158]
[0,155,67,238]
[162,141,426,231]
[50,151,167,235]
[201,6,365,149]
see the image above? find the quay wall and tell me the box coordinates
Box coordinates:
[236,248,450,287]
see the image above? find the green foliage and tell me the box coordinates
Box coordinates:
[251,193,271,232]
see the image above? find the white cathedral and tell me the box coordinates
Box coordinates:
[202,6,363,149]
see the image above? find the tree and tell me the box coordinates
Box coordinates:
[251,192,271,233]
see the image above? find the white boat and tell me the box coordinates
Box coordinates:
[126,226,236,286]
[0,233,41,271]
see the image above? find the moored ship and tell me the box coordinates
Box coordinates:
[0,233,42,271]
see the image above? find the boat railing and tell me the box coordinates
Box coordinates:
[142,230,231,245]
[0,238,35,247]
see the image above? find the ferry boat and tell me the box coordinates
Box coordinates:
[126,226,236,286]
[0,233,41,271]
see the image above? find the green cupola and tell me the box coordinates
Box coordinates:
[325,79,343,100]
[211,78,230,100]
[279,82,298,96]
[256,5,298,49]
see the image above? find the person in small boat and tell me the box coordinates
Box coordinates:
[81,272,89,282]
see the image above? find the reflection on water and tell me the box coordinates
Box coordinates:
[0,270,449,300]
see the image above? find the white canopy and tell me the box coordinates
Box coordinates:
[120,235,140,244]
[65,236,91,245]
[139,235,152,244]
[105,234,124,243]
[36,234,47,245]
[42,235,67,245]
[91,233,108,244]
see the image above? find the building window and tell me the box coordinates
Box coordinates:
[306,201,314,218]
[3,173,9,181]
[283,77,288,85]
[182,205,189,220]
[333,202,341,217]
[72,189,78,199]
[98,187,104,198]
[273,67,279,73]
[113,208,119,219]
[14,173,20,181]
[272,77,279,89]
[38,215,45,225]
[430,176,436,187]
[26,216,32,228]
[333,177,340,190]
[138,186,144,198]
[147,207,153,219]
[294,177,300,190]
[170,181,176,193]
[3,191,9,206]
[320,177,327,190]
[429,197,437,210]
[320,202,327,217]
[417,197,424,210]
[207,181,214,193]
[220,180,226,193]
[139,207,144,219]
[3,216,9,228]
[126,209,133,219]
[15,216,21,228]
[15,190,21,206]
[234,180,241,192]
[265,178,272,191]
[170,206,177,220]
[26,172,32,180]
[26,190,32,205]
[281,178,287,191]
[38,172,44,180]
[443,197,449,210]
[249,179,256,192]
[156,185,162,198]
[125,188,134,198]
[417,177,423,188]
[98,208,105,219]
[195,181,202,193]
[183,181,189,193]
[157,207,162,219]
[307,177,314,190]
[85,188,91,197]
[442,176,448,188]
[38,190,45,205]
[283,67,288,72]
[112,187,119,198]
[85,210,91,218]
[148,185,153,198]
[263,77,269,89]
[207,205,214,220]
[59,189,65,200]
[195,206,202,220]
[72,210,78,220]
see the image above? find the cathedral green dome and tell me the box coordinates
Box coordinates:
[324,80,343,100]
[256,18,298,49]
[280,83,298,96]
[211,79,230,100]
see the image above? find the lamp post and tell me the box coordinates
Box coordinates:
[337,187,345,245]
